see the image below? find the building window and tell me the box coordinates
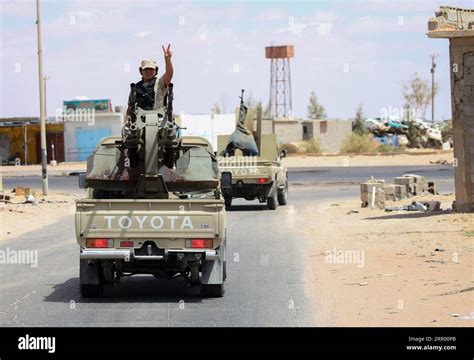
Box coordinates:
[320,121,327,134]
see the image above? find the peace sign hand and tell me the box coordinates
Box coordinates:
[162,44,172,59]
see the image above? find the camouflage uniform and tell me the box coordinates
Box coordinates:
[128,59,168,111]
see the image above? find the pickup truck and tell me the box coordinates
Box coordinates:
[217,133,288,210]
[76,196,226,297]
[76,130,228,298]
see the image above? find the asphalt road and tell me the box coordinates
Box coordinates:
[0,166,454,327]
[2,164,454,195]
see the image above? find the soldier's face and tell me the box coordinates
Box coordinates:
[141,68,157,82]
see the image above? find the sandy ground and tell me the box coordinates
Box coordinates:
[298,193,473,326]
[0,193,78,242]
[0,162,86,177]
[283,150,454,168]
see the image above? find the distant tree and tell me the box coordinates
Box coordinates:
[441,119,453,142]
[353,103,367,135]
[263,101,271,118]
[407,120,421,148]
[243,94,263,121]
[307,91,327,119]
[403,73,438,119]
[245,93,255,109]
[212,103,221,114]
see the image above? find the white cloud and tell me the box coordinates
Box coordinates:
[135,31,152,38]
[252,8,286,22]
[0,0,36,17]
[274,22,331,37]
[0,0,454,120]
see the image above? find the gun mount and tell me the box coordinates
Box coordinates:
[83,84,220,199]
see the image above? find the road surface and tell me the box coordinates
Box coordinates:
[0,166,454,326]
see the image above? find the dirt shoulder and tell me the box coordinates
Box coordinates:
[0,193,79,242]
[301,194,473,326]
[1,162,86,177]
[284,150,454,168]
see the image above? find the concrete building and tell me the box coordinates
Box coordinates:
[272,118,302,144]
[428,6,474,212]
[61,99,123,161]
[257,116,352,153]
[178,113,236,151]
[0,118,64,164]
[302,119,352,153]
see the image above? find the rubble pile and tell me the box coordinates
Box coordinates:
[361,174,439,210]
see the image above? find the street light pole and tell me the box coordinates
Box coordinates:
[430,53,438,122]
[44,75,50,119]
[36,0,48,195]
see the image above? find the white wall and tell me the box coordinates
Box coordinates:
[179,113,236,150]
[63,112,123,161]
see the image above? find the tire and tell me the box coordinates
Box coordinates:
[278,179,289,206]
[80,284,103,297]
[224,196,232,209]
[223,260,227,281]
[201,283,224,298]
[267,182,278,210]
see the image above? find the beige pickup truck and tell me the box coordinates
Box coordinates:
[217,133,288,210]
[76,132,228,298]
[76,196,226,297]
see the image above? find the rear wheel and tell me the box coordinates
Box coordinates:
[224,196,232,209]
[278,179,288,205]
[80,284,103,297]
[201,283,224,297]
[79,259,104,297]
[267,182,278,210]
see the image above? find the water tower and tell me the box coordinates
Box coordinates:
[265,45,294,118]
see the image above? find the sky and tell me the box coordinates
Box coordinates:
[1,0,473,120]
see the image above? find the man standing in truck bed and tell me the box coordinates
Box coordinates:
[126,44,174,122]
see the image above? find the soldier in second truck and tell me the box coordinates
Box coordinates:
[218,90,288,210]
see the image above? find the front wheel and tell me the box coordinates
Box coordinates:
[278,179,289,205]
[201,283,225,297]
[224,196,232,209]
[223,260,227,281]
[267,182,278,210]
[80,284,103,297]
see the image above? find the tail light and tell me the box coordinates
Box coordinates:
[86,238,113,248]
[186,239,213,249]
[120,241,134,248]
[258,178,267,183]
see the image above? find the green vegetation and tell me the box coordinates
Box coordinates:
[341,133,376,154]
[300,138,322,154]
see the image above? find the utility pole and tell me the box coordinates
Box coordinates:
[36,0,48,195]
[44,75,50,118]
[430,53,438,122]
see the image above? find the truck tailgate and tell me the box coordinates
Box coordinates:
[220,165,273,180]
[76,199,223,240]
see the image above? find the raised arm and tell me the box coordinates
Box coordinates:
[162,44,173,85]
